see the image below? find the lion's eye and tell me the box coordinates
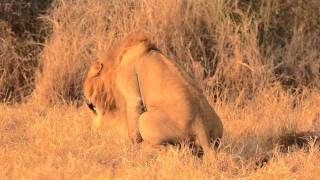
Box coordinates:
[86,101,97,114]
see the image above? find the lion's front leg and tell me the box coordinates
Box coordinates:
[125,100,144,144]
[128,128,143,144]
[116,63,145,144]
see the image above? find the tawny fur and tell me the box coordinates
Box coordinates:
[83,33,223,154]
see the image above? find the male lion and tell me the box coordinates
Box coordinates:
[83,33,223,155]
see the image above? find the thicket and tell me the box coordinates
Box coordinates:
[0,0,52,103]
[0,0,319,105]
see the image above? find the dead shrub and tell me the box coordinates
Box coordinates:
[0,0,52,103]
[0,21,35,103]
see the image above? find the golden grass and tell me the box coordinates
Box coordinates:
[1,89,320,179]
[1,0,320,179]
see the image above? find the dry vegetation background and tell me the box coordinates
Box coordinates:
[1,0,320,179]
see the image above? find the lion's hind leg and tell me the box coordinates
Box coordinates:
[192,119,214,157]
[138,110,180,152]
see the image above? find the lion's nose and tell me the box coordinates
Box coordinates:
[86,101,97,114]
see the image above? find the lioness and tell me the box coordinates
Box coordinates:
[83,33,223,154]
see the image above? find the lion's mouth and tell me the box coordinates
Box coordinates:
[86,100,97,114]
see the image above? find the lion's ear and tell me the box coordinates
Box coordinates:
[88,61,103,77]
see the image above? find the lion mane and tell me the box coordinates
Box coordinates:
[84,33,157,113]
[83,32,223,155]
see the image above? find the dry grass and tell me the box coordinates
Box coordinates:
[1,90,320,179]
[30,0,320,105]
[1,0,320,179]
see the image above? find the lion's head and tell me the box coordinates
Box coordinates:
[83,59,117,116]
[83,32,156,116]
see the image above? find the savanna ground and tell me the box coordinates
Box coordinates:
[1,0,320,179]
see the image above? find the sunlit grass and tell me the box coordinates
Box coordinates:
[1,89,319,179]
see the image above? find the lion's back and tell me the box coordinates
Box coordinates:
[132,51,203,119]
